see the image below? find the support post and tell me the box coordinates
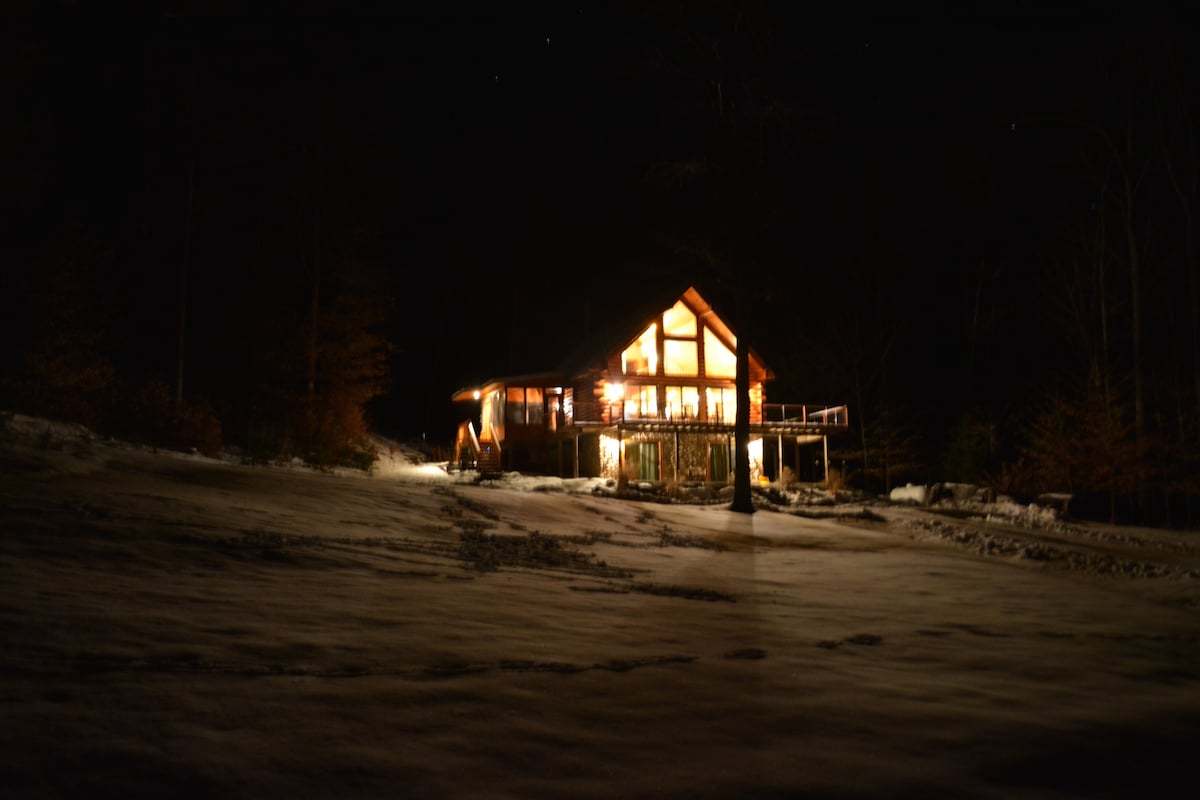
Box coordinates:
[618,426,624,480]
[823,434,829,483]
[674,429,680,483]
[777,433,783,484]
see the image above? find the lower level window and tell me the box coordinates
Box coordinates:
[627,441,659,481]
[709,443,729,482]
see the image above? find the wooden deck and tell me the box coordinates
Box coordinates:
[566,404,849,435]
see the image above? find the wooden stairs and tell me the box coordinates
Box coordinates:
[452,420,502,475]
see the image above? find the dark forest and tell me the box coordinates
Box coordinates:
[3,4,1198,524]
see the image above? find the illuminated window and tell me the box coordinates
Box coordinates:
[747,438,764,481]
[663,301,696,337]
[507,387,526,425]
[640,386,658,417]
[624,385,658,419]
[627,441,659,481]
[710,444,729,481]
[600,433,620,475]
[664,340,698,376]
[482,390,503,437]
[492,391,504,431]
[622,324,658,376]
[526,387,543,425]
[704,328,736,378]
[664,386,699,420]
[506,386,545,426]
[706,387,736,423]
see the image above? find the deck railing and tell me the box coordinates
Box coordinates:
[762,403,850,427]
[566,402,849,429]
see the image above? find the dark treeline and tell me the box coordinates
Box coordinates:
[3,8,1198,523]
[752,29,1200,527]
[579,9,1200,527]
[1,13,398,466]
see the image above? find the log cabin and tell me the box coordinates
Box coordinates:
[450,286,848,485]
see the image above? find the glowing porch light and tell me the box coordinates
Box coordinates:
[473,390,481,400]
[748,438,764,482]
[604,382,624,402]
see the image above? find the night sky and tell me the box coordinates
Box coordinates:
[4,6,1196,459]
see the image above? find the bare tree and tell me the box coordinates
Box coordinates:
[175,54,199,409]
[1158,44,1200,442]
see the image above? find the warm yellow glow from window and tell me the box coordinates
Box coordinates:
[483,390,503,437]
[624,385,657,419]
[704,328,736,378]
[481,394,494,435]
[706,386,736,423]
[621,324,658,375]
[507,387,525,426]
[526,387,543,425]
[639,386,657,417]
[748,438,764,481]
[663,301,696,336]
[600,433,620,476]
[664,340,698,376]
[664,386,699,419]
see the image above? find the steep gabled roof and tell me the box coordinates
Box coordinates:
[452,283,776,403]
[556,283,774,381]
[450,371,567,403]
[553,283,691,377]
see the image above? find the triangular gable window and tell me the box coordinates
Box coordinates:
[662,300,696,337]
[704,328,736,378]
[621,323,658,376]
[621,295,742,379]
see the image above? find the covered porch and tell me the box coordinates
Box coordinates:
[553,404,850,485]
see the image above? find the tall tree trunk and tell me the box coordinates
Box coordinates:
[307,161,320,434]
[879,368,890,495]
[1123,185,1145,445]
[854,367,869,493]
[305,48,327,446]
[1161,109,1200,439]
[1095,196,1118,523]
[966,259,985,390]
[175,144,193,410]
[1189,208,1200,442]
[175,60,198,410]
[1112,112,1147,519]
[730,287,754,513]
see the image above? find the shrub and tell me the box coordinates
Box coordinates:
[777,465,796,487]
[102,379,223,456]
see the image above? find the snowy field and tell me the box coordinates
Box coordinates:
[2,413,1199,799]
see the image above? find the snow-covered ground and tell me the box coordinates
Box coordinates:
[2,413,1199,799]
